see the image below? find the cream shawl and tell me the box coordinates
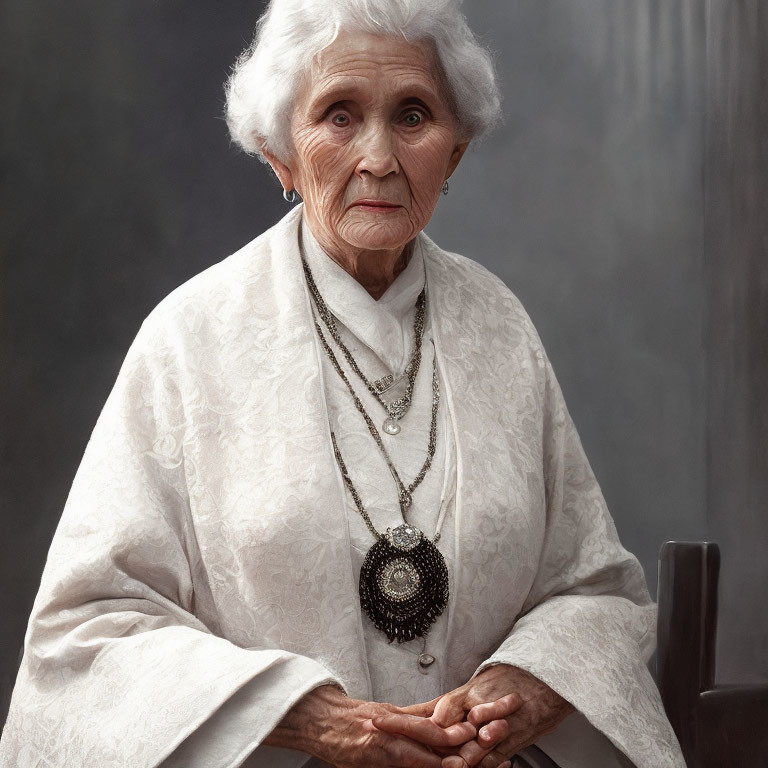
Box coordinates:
[0,205,685,768]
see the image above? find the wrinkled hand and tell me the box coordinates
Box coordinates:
[373,664,575,768]
[263,684,476,768]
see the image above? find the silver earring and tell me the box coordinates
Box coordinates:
[283,188,297,203]
[441,181,449,196]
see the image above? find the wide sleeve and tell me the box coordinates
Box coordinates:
[0,318,339,768]
[474,349,686,768]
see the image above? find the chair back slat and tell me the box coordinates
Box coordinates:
[657,541,720,761]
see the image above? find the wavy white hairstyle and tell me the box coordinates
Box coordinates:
[224,0,501,161]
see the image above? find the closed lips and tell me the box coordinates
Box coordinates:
[350,200,402,209]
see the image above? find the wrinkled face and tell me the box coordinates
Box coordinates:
[284,31,467,254]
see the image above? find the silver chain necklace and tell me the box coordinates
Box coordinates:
[306,267,449,643]
[302,257,425,435]
[310,307,438,518]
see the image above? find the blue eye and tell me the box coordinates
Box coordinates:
[403,111,423,127]
[331,113,350,126]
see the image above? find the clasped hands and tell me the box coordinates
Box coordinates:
[265,663,574,768]
[372,664,574,768]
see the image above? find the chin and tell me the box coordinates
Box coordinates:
[339,220,413,252]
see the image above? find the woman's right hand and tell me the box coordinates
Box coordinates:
[263,684,478,768]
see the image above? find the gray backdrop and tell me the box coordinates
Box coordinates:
[1,0,766,732]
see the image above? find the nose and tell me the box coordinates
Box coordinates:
[354,122,400,179]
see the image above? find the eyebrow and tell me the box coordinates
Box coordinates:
[308,79,442,113]
[398,96,432,112]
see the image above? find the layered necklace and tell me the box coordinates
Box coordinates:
[303,260,425,435]
[303,257,449,643]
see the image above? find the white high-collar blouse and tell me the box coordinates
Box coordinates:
[299,219,456,707]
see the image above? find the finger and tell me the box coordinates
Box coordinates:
[362,719,444,768]
[441,752,509,768]
[453,722,510,768]
[372,713,477,747]
[480,755,511,768]
[467,694,522,726]
[476,719,511,749]
[399,696,442,717]
[432,693,468,727]
[385,731,446,768]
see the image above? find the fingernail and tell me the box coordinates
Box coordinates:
[480,726,490,740]
[500,762,512,768]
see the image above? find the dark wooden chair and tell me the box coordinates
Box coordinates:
[657,541,768,767]
[517,745,562,767]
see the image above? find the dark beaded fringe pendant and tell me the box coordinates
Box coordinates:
[359,535,449,643]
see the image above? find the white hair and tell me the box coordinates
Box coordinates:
[224,0,502,161]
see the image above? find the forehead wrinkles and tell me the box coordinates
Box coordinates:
[317,29,437,67]
[305,35,445,103]
[316,41,436,73]
[316,65,436,95]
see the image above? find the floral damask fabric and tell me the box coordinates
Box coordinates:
[0,205,685,768]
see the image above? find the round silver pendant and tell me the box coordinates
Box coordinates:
[382,417,401,435]
[387,524,423,551]
[378,558,420,602]
[418,653,436,668]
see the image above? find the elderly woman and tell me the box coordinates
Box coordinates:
[0,1,685,767]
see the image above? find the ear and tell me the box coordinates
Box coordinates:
[445,140,470,181]
[260,144,296,195]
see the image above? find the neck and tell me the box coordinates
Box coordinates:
[306,223,413,301]
[327,245,412,301]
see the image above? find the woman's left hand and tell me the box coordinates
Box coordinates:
[372,664,575,768]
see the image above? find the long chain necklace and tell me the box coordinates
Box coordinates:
[302,258,425,436]
[308,275,449,643]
